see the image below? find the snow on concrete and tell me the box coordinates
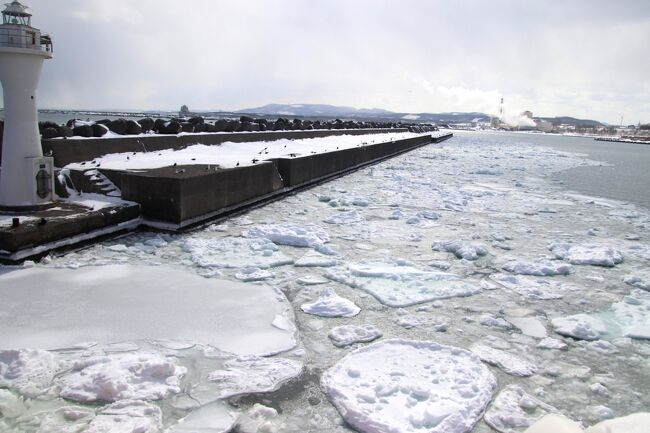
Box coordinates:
[484,385,558,433]
[300,288,361,318]
[551,314,608,341]
[470,344,537,377]
[64,132,421,170]
[490,273,564,300]
[183,236,293,269]
[57,352,186,402]
[244,223,335,255]
[549,241,624,267]
[207,356,303,399]
[85,400,162,433]
[325,262,480,307]
[432,240,488,261]
[320,339,497,433]
[502,260,573,276]
[0,349,62,397]
[328,325,383,347]
[167,401,236,433]
[0,265,297,356]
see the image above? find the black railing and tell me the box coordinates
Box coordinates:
[0,29,53,53]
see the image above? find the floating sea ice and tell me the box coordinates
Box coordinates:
[36,405,95,433]
[244,223,336,255]
[57,352,186,403]
[85,400,162,433]
[396,314,448,331]
[207,356,303,399]
[432,240,488,261]
[502,260,573,276]
[508,317,548,339]
[296,275,329,285]
[300,288,360,318]
[551,314,608,341]
[479,314,515,331]
[326,262,480,308]
[0,389,25,419]
[321,339,497,433]
[490,273,564,300]
[183,236,293,269]
[610,289,650,339]
[470,344,537,377]
[484,385,558,433]
[323,210,364,225]
[328,325,383,347]
[549,241,623,267]
[167,401,236,433]
[623,275,650,291]
[235,267,273,282]
[295,252,338,267]
[0,349,62,397]
[536,338,568,350]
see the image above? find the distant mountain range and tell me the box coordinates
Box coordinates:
[238,103,605,126]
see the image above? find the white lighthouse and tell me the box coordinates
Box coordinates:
[0,1,53,209]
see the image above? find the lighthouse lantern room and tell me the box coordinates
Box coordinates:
[0,1,54,209]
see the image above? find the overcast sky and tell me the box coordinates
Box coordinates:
[3,0,650,124]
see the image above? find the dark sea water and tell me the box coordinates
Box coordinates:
[459,131,650,211]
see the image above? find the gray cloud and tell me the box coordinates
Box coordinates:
[2,0,649,124]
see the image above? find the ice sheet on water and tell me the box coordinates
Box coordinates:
[479,314,515,331]
[321,339,496,433]
[549,241,624,267]
[490,273,565,300]
[432,240,488,261]
[167,401,235,433]
[325,261,480,307]
[508,317,548,339]
[34,405,95,433]
[396,314,448,332]
[610,289,650,339]
[623,274,650,291]
[57,352,186,402]
[470,344,537,377]
[300,288,361,318]
[235,267,273,282]
[536,338,568,350]
[502,260,573,276]
[484,385,558,433]
[207,356,303,399]
[244,223,336,255]
[551,314,608,341]
[294,252,338,267]
[0,349,62,397]
[328,325,382,348]
[183,236,293,269]
[0,265,297,356]
[85,400,162,433]
[323,210,364,225]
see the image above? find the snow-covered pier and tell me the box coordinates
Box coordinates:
[0,130,452,262]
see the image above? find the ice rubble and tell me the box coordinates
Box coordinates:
[470,344,537,377]
[508,317,548,339]
[484,385,558,433]
[524,413,650,433]
[490,273,565,300]
[57,353,186,402]
[609,289,650,339]
[328,325,383,347]
[167,401,235,433]
[502,260,573,276]
[623,274,650,291]
[432,240,488,261]
[244,223,336,255]
[325,262,480,307]
[85,400,162,433]
[300,288,361,318]
[320,339,497,433]
[551,314,608,341]
[207,356,303,399]
[549,241,624,267]
[294,252,338,267]
[0,265,297,356]
[183,236,293,269]
[323,209,364,225]
[0,349,62,397]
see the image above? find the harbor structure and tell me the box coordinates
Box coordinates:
[0,1,53,208]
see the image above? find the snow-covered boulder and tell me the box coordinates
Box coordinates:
[321,339,497,433]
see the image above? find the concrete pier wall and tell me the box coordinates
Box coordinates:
[42,128,410,167]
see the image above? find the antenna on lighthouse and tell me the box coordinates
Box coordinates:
[0,1,54,209]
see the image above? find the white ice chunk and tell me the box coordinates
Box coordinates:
[0,349,62,397]
[300,288,360,318]
[490,273,564,300]
[432,240,488,261]
[207,356,303,399]
[536,338,567,350]
[235,267,273,282]
[610,289,650,339]
[502,260,573,276]
[235,403,279,433]
[586,412,650,433]
[623,274,650,291]
[183,236,293,269]
[324,210,364,225]
[396,315,448,331]
[508,317,548,339]
[0,265,297,356]
[36,405,95,433]
[168,401,236,433]
[0,389,25,419]
[328,325,383,347]
[57,352,186,403]
[470,344,537,377]
[326,262,479,307]
[549,241,623,267]
[244,223,335,255]
[85,400,162,433]
[295,252,338,267]
[551,314,608,341]
[321,339,497,433]
[479,314,515,331]
[485,385,558,433]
